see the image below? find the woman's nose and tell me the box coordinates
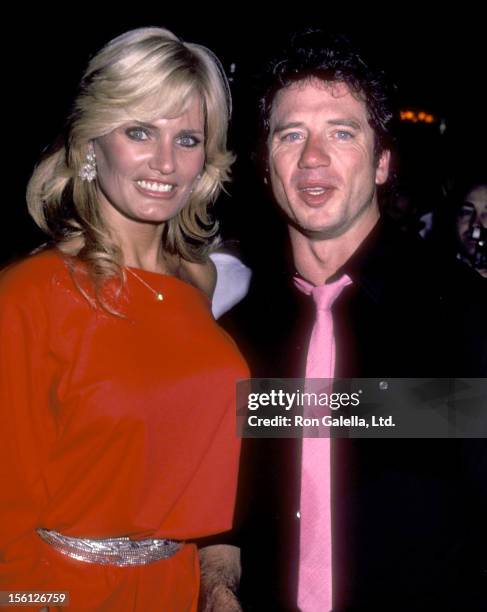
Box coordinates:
[149,140,175,175]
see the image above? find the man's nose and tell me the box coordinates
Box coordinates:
[298,135,331,169]
[472,211,486,228]
[466,211,480,230]
[149,140,175,174]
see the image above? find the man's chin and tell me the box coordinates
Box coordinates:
[291,218,348,241]
[460,238,477,259]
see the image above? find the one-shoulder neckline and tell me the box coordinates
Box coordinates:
[126,266,210,304]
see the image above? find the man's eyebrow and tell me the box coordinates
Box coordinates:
[271,118,363,135]
[271,121,304,135]
[326,118,362,130]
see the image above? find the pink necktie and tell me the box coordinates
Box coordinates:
[295,275,352,612]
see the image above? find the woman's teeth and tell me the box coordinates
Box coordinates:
[137,180,174,193]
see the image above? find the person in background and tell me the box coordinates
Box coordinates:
[421,177,487,279]
[454,180,487,277]
[0,27,247,611]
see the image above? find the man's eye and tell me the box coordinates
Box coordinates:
[177,135,201,148]
[281,132,303,142]
[125,127,149,141]
[458,206,475,219]
[335,130,353,141]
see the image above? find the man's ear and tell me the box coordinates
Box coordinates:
[375,149,391,185]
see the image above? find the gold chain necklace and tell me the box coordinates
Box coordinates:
[126,267,164,302]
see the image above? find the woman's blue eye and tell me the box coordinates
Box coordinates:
[177,135,201,147]
[126,127,149,141]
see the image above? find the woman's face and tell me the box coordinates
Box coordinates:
[93,95,205,229]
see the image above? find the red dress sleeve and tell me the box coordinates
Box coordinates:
[0,263,55,592]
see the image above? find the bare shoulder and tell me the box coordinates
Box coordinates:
[180,257,217,300]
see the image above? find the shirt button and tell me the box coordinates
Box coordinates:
[296,511,301,519]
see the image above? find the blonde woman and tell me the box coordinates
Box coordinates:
[0,27,247,611]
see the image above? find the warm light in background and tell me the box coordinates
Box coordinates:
[400,110,436,124]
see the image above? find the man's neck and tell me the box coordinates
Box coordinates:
[290,213,379,285]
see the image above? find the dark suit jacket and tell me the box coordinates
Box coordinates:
[221,220,487,611]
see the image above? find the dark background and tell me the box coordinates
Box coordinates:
[4,16,485,267]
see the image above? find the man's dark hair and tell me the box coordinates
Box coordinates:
[259,30,396,162]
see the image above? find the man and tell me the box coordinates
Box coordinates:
[207,31,486,611]
[454,181,487,277]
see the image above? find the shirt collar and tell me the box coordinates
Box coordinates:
[293,218,399,305]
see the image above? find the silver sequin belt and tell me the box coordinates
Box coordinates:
[37,527,182,566]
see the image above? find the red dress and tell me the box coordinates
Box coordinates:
[0,249,247,611]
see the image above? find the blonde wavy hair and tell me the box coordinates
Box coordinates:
[27,26,234,293]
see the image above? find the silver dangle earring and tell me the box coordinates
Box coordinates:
[79,144,97,182]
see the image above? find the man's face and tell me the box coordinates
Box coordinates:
[456,185,487,259]
[268,79,390,240]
